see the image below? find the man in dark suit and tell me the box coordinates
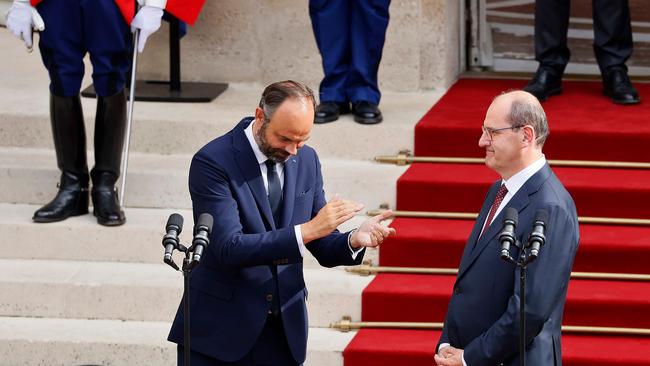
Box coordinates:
[309,0,391,124]
[524,0,640,104]
[168,80,395,365]
[435,90,579,366]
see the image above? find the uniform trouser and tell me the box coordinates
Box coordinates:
[309,0,390,105]
[534,0,633,74]
[36,0,131,184]
[37,0,132,97]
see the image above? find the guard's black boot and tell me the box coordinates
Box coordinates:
[33,94,89,223]
[91,89,127,226]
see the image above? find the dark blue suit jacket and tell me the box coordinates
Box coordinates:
[438,164,579,366]
[168,118,365,363]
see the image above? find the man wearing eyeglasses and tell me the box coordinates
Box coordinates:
[435,90,579,366]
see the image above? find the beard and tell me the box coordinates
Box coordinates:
[255,121,290,163]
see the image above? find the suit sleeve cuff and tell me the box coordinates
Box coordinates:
[294,225,306,258]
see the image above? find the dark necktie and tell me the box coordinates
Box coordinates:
[265,159,283,226]
[480,183,508,238]
[265,159,282,315]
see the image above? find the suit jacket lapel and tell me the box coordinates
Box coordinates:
[456,181,501,279]
[280,156,298,228]
[232,120,276,230]
[456,164,552,281]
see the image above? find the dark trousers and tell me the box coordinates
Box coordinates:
[37,0,132,97]
[309,0,391,105]
[534,0,633,74]
[177,315,300,366]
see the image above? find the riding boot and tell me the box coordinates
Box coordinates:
[33,94,89,222]
[91,89,127,226]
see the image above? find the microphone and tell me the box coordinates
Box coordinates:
[499,207,518,262]
[527,209,549,262]
[191,213,213,264]
[163,213,184,264]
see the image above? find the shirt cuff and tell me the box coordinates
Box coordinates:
[438,344,467,366]
[144,0,167,9]
[294,225,306,258]
[347,229,363,260]
[438,343,450,353]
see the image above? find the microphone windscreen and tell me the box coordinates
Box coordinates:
[167,213,184,233]
[504,207,518,224]
[197,213,214,234]
[535,209,549,224]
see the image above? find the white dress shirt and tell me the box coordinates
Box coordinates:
[482,155,547,230]
[244,121,362,259]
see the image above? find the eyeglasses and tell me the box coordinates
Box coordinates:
[481,125,524,141]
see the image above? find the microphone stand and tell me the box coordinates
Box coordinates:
[164,241,196,366]
[501,239,540,366]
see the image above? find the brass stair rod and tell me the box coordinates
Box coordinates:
[346,265,650,282]
[374,154,650,169]
[367,209,650,226]
[330,318,650,336]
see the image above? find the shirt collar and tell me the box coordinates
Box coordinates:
[503,155,546,195]
[244,118,269,165]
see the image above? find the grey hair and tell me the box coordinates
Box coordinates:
[258,80,316,122]
[507,96,549,147]
[494,90,550,148]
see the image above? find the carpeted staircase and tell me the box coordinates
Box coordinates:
[343,79,650,365]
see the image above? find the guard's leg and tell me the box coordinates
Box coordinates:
[33,0,89,222]
[84,0,132,225]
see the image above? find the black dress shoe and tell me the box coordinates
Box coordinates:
[352,101,383,124]
[523,66,563,102]
[603,66,640,105]
[314,102,350,124]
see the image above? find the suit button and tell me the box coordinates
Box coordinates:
[453,286,462,295]
[266,294,273,302]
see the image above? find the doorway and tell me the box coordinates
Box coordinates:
[468,0,650,76]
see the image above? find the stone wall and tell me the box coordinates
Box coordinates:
[138,0,461,93]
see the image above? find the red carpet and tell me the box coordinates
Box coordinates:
[361,274,650,329]
[414,78,650,162]
[344,330,650,366]
[344,78,650,365]
[397,163,650,218]
[380,218,650,274]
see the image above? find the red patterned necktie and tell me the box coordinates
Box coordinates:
[480,184,508,237]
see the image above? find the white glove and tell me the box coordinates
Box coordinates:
[5,0,45,50]
[131,5,164,53]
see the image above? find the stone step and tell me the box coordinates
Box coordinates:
[0,29,441,160]
[0,90,433,160]
[0,204,378,267]
[0,148,406,210]
[0,258,372,326]
[0,316,354,366]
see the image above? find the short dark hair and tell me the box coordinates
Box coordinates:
[258,80,316,122]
